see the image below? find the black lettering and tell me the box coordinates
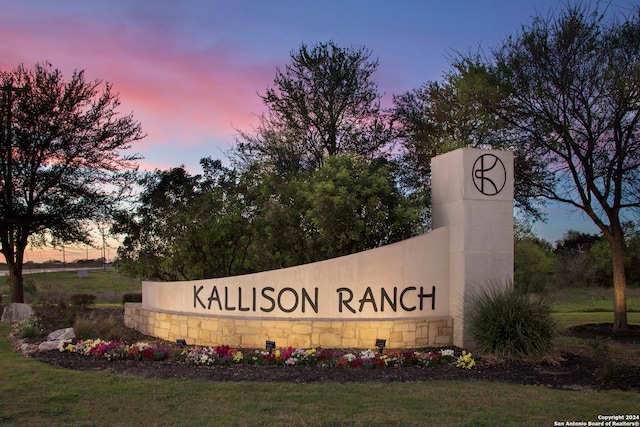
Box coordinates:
[418,286,436,310]
[380,287,397,312]
[278,287,299,313]
[400,286,417,311]
[207,286,222,310]
[337,288,356,313]
[252,287,257,312]
[302,288,318,313]
[238,287,250,311]
[358,287,378,312]
[194,285,206,309]
[224,287,236,311]
[261,287,275,312]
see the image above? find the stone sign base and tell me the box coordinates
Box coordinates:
[125,303,453,349]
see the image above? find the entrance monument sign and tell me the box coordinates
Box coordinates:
[125,148,513,349]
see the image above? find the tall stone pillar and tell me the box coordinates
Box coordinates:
[431,148,514,348]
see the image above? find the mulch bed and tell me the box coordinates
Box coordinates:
[23,308,640,391]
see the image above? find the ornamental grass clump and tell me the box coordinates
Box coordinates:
[467,283,556,361]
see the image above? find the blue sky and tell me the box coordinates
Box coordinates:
[1,0,628,259]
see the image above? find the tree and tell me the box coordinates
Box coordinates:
[392,70,546,221]
[513,220,555,293]
[243,155,423,272]
[461,4,640,331]
[114,159,254,281]
[224,41,420,272]
[590,222,640,288]
[300,155,423,259]
[234,41,392,175]
[554,230,601,288]
[0,63,143,302]
[114,166,200,280]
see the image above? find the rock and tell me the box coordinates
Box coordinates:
[21,343,40,354]
[32,328,77,353]
[1,303,34,323]
[38,341,64,352]
[47,328,75,341]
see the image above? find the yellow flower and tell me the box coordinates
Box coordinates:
[456,351,476,370]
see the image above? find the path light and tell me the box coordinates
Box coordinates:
[266,340,276,354]
[176,339,187,347]
[376,339,386,355]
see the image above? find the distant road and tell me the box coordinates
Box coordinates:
[0,266,113,276]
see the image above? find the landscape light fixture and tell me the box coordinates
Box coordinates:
[266,340,276,354]
[176,339,187,347]
[375,339,386,355]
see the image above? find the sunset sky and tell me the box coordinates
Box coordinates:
[2,0,625,261]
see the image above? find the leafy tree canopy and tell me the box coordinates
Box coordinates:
[453,3,640,331]
[1,63,143,302]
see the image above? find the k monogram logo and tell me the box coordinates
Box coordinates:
[472,154,506,196]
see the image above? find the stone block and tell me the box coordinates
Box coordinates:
[341,327,356,339]
[358,328,378,341]
[389,331,403,342]
[291,323,312,335]
[319,333,342,347]
[340,338,359,348]
[402,331,416,342]
[159,321,170,330]
[393,322,416,332]
[289,335,311,348]
[435,335,452,345]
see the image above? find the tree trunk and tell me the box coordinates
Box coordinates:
[8,260,24,303]
[609,227,628,333]
[1,233,27,303]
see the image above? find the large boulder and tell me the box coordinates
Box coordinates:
[1,303,34,323]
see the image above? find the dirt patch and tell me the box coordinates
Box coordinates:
[566,323,640,343]
[22,309,640,391]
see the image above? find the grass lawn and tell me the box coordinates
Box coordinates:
[1,279,639,425]
[2,270,141,305]
[1,324,638,427]
[548,286,640,313]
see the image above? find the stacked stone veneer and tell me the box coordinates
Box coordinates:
[125,304,453,348]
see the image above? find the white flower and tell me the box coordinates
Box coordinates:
[285,357,297,365]
[440,349,455,358]
[57,339,72,352]
[360,349,376,359]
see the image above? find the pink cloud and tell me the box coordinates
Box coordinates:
[0,9,276,160]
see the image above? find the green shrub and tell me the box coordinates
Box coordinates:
[12,316,43,338]
[467,283,557,361]
[122,293,142,304]
[70,293,96,308]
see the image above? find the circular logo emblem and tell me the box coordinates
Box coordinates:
[472,154,506,196]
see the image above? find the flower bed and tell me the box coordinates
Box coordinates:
[59,339,474,369]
